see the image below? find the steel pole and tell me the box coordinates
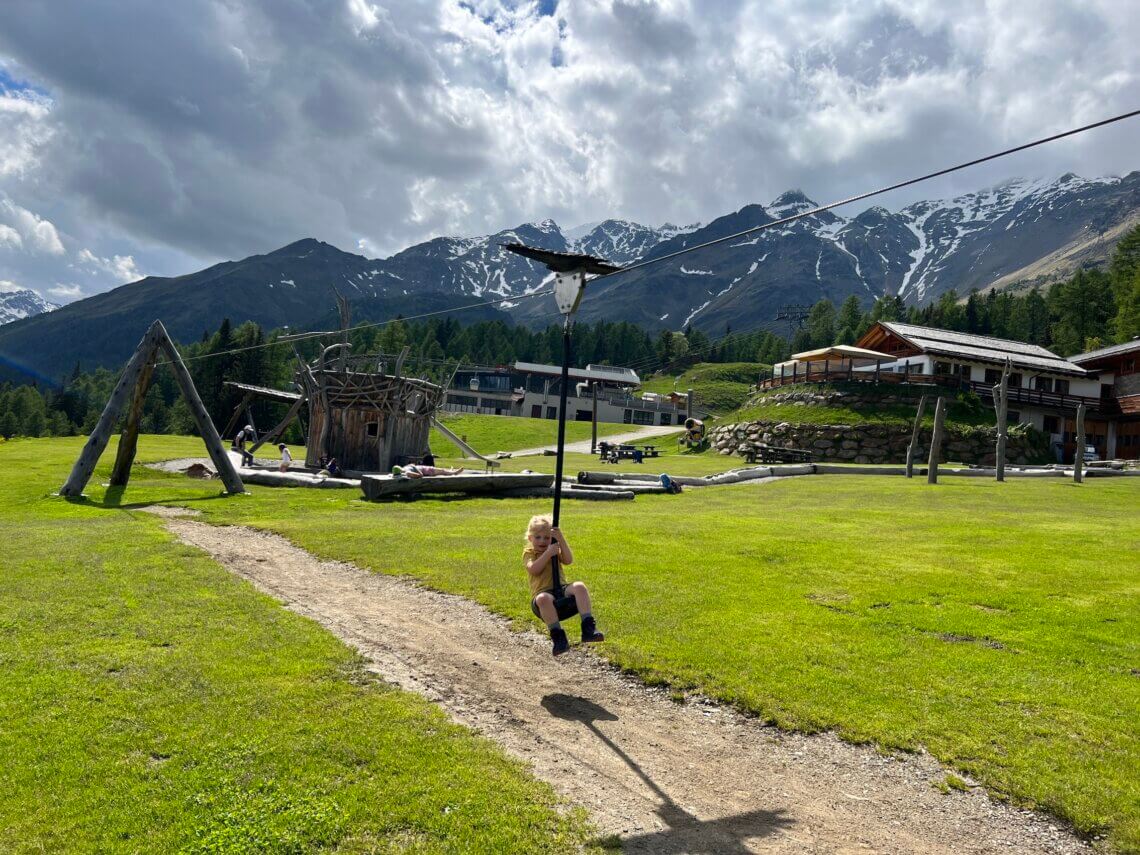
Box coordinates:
[550,315,573,593]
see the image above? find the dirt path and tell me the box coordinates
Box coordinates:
[148,507,1091,854]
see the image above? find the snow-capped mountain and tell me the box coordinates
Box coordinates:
[509,172,1138,332]
[1,171,1135,384]
[0,288,57,325]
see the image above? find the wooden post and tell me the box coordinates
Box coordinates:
[109,358,156,486]
[875,359,881,383]
[157,332,245,494]
[1074,403,1086,484]
[905,394,928,478]
[221,391,255,442]
[60,323,164,496]
[590,382,598,455]
[926,396,946,485]
[993,359,1011,482]
[248,396,305,454]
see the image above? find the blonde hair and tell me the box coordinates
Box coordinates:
[525,514,552,540]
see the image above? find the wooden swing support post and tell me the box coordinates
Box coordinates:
[992,358,1011,482]
[926,396,947,485]
[59,320,245,497]
[904,394,927,478]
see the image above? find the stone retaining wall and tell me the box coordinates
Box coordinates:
[712,420,1051,466]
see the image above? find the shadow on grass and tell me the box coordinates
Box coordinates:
[63,490,236,510]
[540,693,792,853]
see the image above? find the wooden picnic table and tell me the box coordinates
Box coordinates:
[597,442,657,463]
[741,445,813,464]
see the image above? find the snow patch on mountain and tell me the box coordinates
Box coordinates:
[0,288,58,325]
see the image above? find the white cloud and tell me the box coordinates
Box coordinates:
[0,0,1134,293]
[0,86,54,178]
[0,278,25,293]
[0,223,22,249]
[76,248,141,283]
[47,282,83,299]
[0,196,64,254]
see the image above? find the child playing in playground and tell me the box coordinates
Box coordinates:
[277,443,292,472]
[523,514,604,656]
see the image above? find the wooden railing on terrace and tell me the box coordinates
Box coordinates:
[757,365,1119,414]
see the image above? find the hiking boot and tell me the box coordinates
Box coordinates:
[580,616,605,644]
[551,627,570,656]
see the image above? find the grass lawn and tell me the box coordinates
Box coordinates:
[640,362,769,415]
[432,412,631,455]
[0,436,592,853]
[6,434,1139,852]
[732,389,996,428]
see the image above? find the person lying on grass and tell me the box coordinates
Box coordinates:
[391,464,464,478]
[523,514,604,657]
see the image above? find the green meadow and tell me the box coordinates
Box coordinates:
[432,412,632,456]
[2,433,1138,852]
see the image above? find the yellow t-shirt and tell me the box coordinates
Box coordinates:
[523,546,559,598]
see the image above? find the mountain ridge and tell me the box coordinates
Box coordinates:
[1,171,1135,383]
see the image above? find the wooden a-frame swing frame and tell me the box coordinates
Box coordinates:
[59,320,245,497]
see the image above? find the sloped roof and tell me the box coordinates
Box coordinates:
[513,361,641,385]
[879,322,1088,377]
[790,345,893,362]
[1071,338,1140,365]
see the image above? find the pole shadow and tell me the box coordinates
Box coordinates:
[541,693,793,854]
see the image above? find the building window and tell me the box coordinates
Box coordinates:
[660,413,672,426]
[448,394,478,407]
[984,368,1003,384]
[1122,358,1136,375]
[546,406,557,419]
[1034,376,1053,392]
[1054,379,1070,395]
[934,361,952,376]
[623,409,632,424]
[1006,411,1020,424]
[1008,373,1022,388]
[1043,415,1060,433]
[632,410,654,425]
[366,421,379,438]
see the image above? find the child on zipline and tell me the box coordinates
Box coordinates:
[523,514,604,656]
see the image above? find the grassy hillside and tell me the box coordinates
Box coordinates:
[0,436,591,852]
[730,382,997,429]
[432,412,632,455]
[7,435,1139,850]
[640,363,768,415]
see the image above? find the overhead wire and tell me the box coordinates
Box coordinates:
[583,108,1140,286]
[154,287,554,366]
[155,108,1138,371]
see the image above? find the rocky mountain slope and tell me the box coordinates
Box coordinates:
[0,288,57,325]
[1,171,1134,384]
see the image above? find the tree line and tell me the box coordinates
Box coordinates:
[2,224,1137,440]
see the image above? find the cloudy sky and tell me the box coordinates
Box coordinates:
[0,0,1136,304]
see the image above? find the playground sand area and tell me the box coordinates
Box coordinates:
[146,504,1093,855]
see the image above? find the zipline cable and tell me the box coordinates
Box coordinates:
[585,108,1140,285]
[153,287,554,367]
[155,109,1139,370]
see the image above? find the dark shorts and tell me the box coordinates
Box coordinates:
[531,589,579,621]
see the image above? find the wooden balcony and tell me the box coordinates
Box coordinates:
[757,367,1120,415]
